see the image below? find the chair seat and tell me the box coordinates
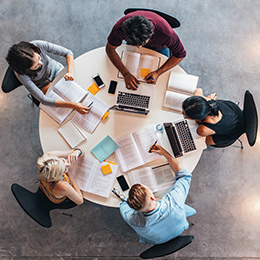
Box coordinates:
[139,235,194,259]
[2,66,22,93]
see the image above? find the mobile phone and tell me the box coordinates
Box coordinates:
[92,73,105,88]
[116,175,129,191]
[108,80,117,94]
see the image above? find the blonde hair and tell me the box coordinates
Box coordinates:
[37,154,64,181]
[127,184,147,211]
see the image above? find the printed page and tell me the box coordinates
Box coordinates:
[87,162,118,198]
[39,90,73,124]
[163,90,190,112]
[167,72,198,94]
[53,78,88,103]
[128,167,158,192]
[138,54,160,80]
[132,125,162,164]
[58,121,86,148]
[114,133,144,172]
[152,164,175,191]
[120,51,141,78]
[70,155,97,191]
[72,94,109,133]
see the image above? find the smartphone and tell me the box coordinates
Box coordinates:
[116,175,129,191]
[92,73,105,88]
[108,80,117,94]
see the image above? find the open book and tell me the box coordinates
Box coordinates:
[118,50,161,82]
[72,94,109,133]
[163,71,199,112]
[71,155,118,198]
[58,121,86,148]
[114,125,165,173]
[39,78,88,124]
[128,164,175,193]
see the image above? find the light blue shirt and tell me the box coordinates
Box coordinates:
[120,169,196,244]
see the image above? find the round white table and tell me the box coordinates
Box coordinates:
[39,45,203,207]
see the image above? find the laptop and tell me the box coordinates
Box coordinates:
[162,119,206,158]
[111,82,154,115]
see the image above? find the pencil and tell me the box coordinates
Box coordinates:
[88,101,94,107]
[149,139,158,153]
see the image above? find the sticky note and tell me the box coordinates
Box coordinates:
[101,164,112,175]
[140,68,150,78]
[88,83,100,95]
[102,111,109,120]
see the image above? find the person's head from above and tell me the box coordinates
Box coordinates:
[37,154,70,182]
[182,96,219,121]
[123,16,153,47]
[127,184,156,212]
[6,41,43,76]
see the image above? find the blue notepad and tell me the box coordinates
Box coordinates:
[91,135,119,162]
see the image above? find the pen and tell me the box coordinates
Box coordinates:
[148,76,155,80]
[149,139,158,153]
[88,101,94,108]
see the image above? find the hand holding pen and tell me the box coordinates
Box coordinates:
[148,140,158,153]
[144,71,159,84]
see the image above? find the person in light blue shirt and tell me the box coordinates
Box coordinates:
[120,144,196,245]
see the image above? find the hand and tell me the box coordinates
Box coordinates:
[149,144,168,156]
[144,71,160,84]
[74,103,91,114]
[67,150,81,164]
[207,93,217,100]
[64,72,74,81]
[124,72,140,90]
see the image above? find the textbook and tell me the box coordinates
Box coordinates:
[72,94,109,133]
[114,125,165,173]
[118,50,161,82]
[162,71,199,112]
[128,164,175,193]
[71,155,118,198]
[58,121,86,148]
[39,78,88,124]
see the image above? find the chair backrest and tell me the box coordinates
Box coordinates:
[124,8,181,29]
[139,235,194,259]
[243,90,258,146]
[11,183,77,228]
[2,66,22,93]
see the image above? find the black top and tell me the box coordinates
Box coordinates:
[200,100,245,145]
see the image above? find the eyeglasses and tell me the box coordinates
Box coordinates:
[112,188,126,201]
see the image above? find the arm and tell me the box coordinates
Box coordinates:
[194,88,217,101]
[119,201,136,223]
[150,144,182,173]
[106,42,139,90]
[64,54,75,81]
[145,56,184,84]
[45,148,82,161]
[55,99,90,114]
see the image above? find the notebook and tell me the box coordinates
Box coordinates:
[163,119,206,158]
[111,81,154,115]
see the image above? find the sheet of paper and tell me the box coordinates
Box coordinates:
[72,94,109,133]
[121,51,140,78]
[115,133,144,172]
[163,90,190,112]
[88,83,100,95]
[140,68,150,78]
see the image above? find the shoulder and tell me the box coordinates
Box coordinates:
[197,124,212,135]
[30,40,48,50]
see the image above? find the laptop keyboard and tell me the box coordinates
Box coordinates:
[175,120,196,153]
[163,123,183,158]
[117,91,150,109]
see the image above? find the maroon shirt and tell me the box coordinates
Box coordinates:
[107,11,186,58]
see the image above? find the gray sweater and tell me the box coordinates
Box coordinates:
[16,40,73,106]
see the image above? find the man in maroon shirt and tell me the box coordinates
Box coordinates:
[106,10,186,90]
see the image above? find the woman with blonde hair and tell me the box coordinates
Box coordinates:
[37,149,84,205]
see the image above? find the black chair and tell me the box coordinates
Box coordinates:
[1,66,22,93]
[243,90,258,146]
[11,183,77,228]
[140,235,194,259]
[124,8,181,29]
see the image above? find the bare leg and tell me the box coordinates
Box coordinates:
[206,136,215,146]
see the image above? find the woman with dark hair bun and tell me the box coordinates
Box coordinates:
[182,88,245,147]
[6,40,89,114]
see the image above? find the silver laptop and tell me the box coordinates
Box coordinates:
[162,119,206,158]
[111,82,154,115]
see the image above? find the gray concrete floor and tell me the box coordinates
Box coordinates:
[1,0,260,259]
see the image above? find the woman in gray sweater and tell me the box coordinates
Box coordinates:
[6,40,89,114]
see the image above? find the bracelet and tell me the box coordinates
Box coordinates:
[122,71,129,77]
[74,148,83,156]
